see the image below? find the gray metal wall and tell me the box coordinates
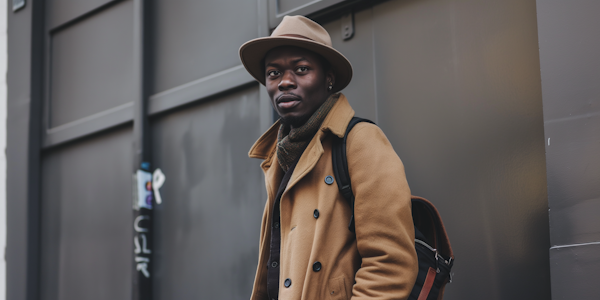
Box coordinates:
[38,1,136,300]
[151,88,267,299]
[6,0,559,299]
[40,128,133,300]
[7,0,44,298]
[536,0,600,299]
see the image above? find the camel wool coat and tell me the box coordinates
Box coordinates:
[248,94,418,300]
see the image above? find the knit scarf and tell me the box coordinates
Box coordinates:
[276,94,339,172]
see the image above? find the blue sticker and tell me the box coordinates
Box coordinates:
[135,170,153,210]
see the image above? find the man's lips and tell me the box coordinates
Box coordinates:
[276,94,302,110]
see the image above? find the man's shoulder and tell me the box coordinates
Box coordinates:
[347,121,388,143]
[345,121,399,159]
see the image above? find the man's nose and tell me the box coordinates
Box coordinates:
[278,71,296,91]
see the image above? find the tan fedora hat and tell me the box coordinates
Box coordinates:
[239,15,353,93]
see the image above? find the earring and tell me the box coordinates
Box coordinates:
[328,84,333,91]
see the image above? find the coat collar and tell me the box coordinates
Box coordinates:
[249,94,355,193]
[248,93,355,160]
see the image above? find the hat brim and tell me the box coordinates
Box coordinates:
[239,36,353,93]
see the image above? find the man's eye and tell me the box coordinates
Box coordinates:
[296,66,308,72]
[267,70,280,77]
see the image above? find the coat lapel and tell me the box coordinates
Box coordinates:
[285,94,355,193]
[249,119,281,202]
[248,93,356,197]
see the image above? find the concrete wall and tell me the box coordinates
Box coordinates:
[536,0,600,299]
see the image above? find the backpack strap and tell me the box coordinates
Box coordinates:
[332,117,375,232]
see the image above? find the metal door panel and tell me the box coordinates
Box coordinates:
[550,243,600,300]
[371,0,550,299]
[50,0,134,127]
[40,127,133,300]
[323,9,377,121]
[151,87,265,299]
[153,0,258,93]
[47,0,115,29]
[538,0,600,245]
[537,0,600,121]
[537,0,600,295]
[545,115,600,246]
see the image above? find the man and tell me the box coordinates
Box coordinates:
[239,15,418,300]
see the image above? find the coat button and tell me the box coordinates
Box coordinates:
[274,222,279,229]
[313,261,322,272]
[324,175,334,185]
[271,261,278,268]
[284,278,292,288]
[313,209,320,219]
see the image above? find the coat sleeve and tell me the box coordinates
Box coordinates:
[346,123,418,300]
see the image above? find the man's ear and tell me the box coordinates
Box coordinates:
[326,70,335,89]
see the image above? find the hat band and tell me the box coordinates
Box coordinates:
[278,34,316,42]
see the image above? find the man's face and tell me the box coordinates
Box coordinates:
[264,46,334,128]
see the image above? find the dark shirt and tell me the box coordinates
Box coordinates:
[266,150,304,300]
